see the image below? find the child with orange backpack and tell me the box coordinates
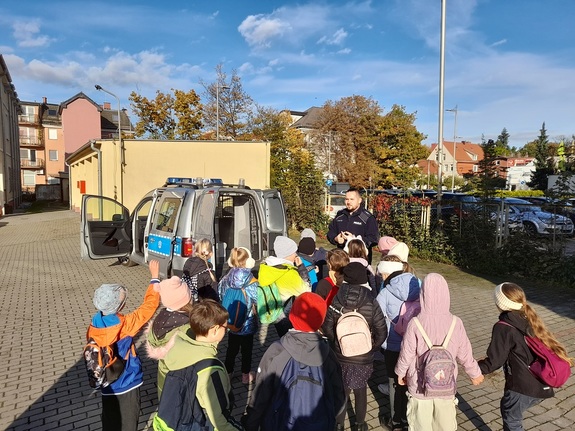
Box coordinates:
[218,247,260,384]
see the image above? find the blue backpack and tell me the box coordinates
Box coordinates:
[264,339,336,431]
[298,254,318,292]
[221,284,252,333]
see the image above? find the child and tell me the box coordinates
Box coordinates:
[395,273,484,431]
[218,247,259,384]
[87,260,161,431]
[182,238,219,302]
[375,272,420,431]
[154,299,243,430]
[297,236,321,291]
[300,228,329,279]
[242,292,346,431]
[258,235,310,337]
[315,248,349,306]
[478,282,572,431]
[344,236,377,291]
[145,273,193,399]
[322,262,388,431]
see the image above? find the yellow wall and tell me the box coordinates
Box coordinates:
[68,140,271,212]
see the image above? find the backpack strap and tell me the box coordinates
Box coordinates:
[413,316,457,348]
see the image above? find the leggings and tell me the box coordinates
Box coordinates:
[225,332,254,374]
[337,386,368,425]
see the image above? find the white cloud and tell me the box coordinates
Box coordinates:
[318,28,348,46]
[238,15,291,47]
[12,20,54,48]
[491,39,507,47]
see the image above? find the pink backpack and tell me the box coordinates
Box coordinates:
[394,299,421,336]
[498,321,571,388]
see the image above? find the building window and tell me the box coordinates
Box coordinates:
[472,154,478,160]
[49,150,58,161]
[48,129,58,140]
[23,170,36,186]
[473,165,479,172]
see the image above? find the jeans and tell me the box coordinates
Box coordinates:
[501,390,542,431]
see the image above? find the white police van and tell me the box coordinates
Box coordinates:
[80,177,287,278]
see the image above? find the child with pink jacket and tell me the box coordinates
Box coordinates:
[395,273,483,431]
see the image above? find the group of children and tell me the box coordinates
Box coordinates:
[86,232,572,431]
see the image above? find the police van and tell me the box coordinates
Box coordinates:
[80,177,287,278]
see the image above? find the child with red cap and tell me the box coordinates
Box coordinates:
[242,292,346,431]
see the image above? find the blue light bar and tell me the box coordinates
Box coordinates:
[166,177,223,185]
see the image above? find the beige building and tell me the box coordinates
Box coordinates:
[66,139,271,212]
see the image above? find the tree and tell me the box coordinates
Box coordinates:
[201,64,254,140]
[129,89,202,139]
[129,89,203,139]
[473,139,506,198]
[528,122,554,191]
[494,127,511,156]
[251,106,325,229]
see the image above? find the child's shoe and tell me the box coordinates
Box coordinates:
[242,371,255,384]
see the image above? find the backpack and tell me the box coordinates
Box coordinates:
[83,338,126,390]
[298,254,318,292]
[221,279,256,332]
[153,358,241,431]
[182,268,211,301]
[264,339,336,431]
[394,298,421,336]
[413,316,457,397]
[257,282,284,324]
[334,307,372,357]
[498,321,571,388]
[324,277,339,307]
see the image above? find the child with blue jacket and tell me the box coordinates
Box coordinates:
[87,260,161,431]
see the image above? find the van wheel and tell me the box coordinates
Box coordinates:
[118,256,137,267]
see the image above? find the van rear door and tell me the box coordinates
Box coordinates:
[147,188,186,277]
[81,195,131,259]
[261,189,288,257]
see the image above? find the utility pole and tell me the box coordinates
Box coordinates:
[446,105,458,192]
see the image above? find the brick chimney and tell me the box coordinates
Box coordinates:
[42,97,47,104]
[103,102,111,110]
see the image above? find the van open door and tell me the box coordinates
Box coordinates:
[81,195,132,259]
[261,189,288,257]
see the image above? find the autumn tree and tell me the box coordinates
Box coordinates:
[201,64,254,140]
[129,89,203,139]
[475,139,506,198]
[494,127,511,156]
[528,122,554,191]
[251,106,325,229]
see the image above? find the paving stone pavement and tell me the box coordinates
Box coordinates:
[0,209,574,431]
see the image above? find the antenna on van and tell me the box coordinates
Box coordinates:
[239,178,245,187]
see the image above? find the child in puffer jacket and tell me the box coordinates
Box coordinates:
[376,272,420,431]
[395,273,484,431]
[182,238,219,302]
[218,247,260,384]
[145,274,193,399]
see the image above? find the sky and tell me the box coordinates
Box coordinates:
[1,0,574,150]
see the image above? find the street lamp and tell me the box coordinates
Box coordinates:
[446,105,458,192]
[216,84,230,140]
[95,84,123,204]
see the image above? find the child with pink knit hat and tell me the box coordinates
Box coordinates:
[145,267,193,399]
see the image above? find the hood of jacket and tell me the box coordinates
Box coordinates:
[419,273,451,316]
[185,256,213,276]
[220,267,254,290]
[281,330,330,366]
[258,261,294,286]
[88,312,124,346]
[162,329,218,371]
[499,310,532,335]
[387,273,420,303]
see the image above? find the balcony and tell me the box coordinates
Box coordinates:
[19,136,44,148]
[18,114,40,125]
[21,159,45,169]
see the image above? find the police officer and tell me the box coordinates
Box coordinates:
[327,188,379,263]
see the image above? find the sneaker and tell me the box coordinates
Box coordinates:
[242,372,255,384]
[378,383,390,395]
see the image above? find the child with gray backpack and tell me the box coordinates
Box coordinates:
[395,273,483,431]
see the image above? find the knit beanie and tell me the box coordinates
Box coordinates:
[273,236,298,259]
[298,237,316,256]
[289,292,327,332]
[93,284,127,315]
[343,261,368,284]
[494,283,523,311]
[377,260,404,276]
[300,228,317,242]
[378,236,398,255]
[388,242,409,262]
[154,276,191,310]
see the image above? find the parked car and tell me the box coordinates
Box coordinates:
[518,196,575,225]
[492,197,574,236]
[326,194,346,219]
[80,177,287,278]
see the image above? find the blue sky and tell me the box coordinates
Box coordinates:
[1,0,574,149]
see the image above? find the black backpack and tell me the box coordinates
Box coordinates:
[83,338,126,390]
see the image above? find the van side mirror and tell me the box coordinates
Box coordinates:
[112,214,124,222]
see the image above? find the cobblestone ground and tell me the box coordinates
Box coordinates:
[0,210,574,431]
